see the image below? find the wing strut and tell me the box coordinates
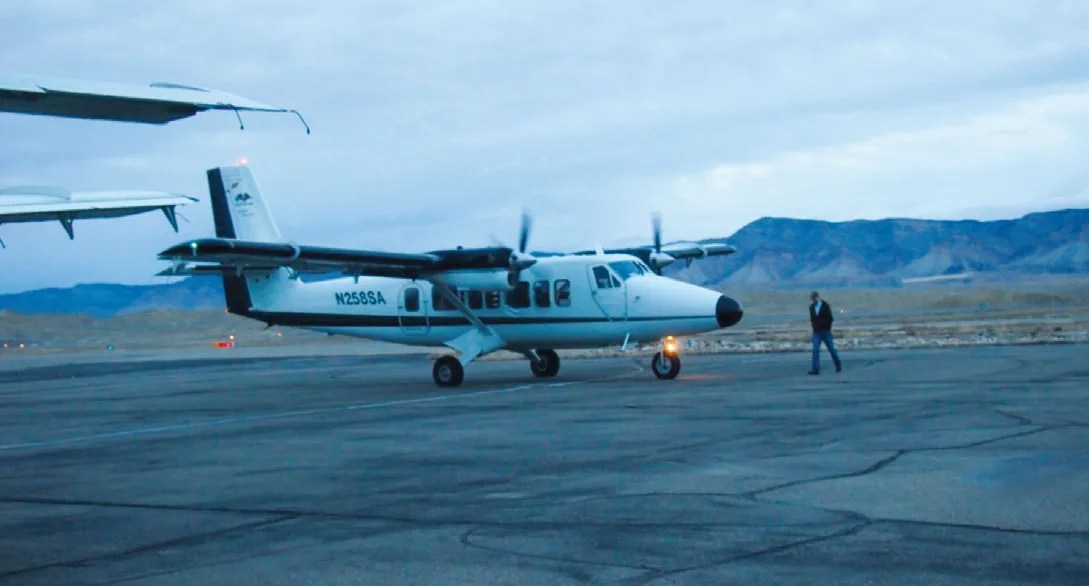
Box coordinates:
[428,277,506,365]
[430,277,487,331]
[161,206,179,232]
[58,214,74,239]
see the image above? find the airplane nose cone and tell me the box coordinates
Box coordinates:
[716,295,743,328]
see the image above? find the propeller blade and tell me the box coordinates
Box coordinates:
[519,209,532,253]
[652,212,663,254]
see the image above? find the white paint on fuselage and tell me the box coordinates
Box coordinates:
[244,254,726,351]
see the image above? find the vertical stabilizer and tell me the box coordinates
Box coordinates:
[206,165,288,317]
[207,165,282,241]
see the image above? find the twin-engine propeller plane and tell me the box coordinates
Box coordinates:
[159,165,744,386]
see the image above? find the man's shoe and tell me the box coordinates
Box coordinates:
[835,364,842,373]
[808,371,819,375]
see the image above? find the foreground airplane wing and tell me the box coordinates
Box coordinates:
[0,73,308,131]
[0,187,197,241]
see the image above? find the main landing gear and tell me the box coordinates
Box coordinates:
[529,349,560,378]
[651,336,682,380]
[432,348,560,387]
[433,356,464,387]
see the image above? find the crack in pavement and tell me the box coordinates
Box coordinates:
[0,495,836,531]
[0,515,296,580]
[458,527,660,573]
[992,408,1034,426]
[742,424,1075,498]
[624,521,874,585]
[873,517,1089,537]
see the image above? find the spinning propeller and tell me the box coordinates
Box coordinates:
[647,212,676,274]
[506,209,537,284]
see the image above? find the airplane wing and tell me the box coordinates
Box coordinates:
[0,73,308,131]
[158,238,517,280]
[0,187,197,241]
[575,241,736,272]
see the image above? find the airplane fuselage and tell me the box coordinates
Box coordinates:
[234,253,741,351]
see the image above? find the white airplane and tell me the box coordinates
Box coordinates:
[0,186,196,246]
[159,165,744,386]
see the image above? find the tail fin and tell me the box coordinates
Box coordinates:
[207,165,282,241]
[207,165,287,318]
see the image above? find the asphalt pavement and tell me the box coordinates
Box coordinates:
[1,344,1086,584]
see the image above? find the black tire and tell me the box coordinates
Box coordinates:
[530,349,560,377]
[433,356,464,387]
[651,351,681,380]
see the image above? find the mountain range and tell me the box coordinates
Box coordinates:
[669,208,1089,286]
[2,209,1086,316]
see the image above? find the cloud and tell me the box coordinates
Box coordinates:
[667,86,1089,236]
[4,1,1089,292]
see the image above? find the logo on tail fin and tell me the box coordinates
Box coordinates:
[234,192,253,204]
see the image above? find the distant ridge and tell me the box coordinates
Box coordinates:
[669,208,1089,287]
[0,278,224,317]
[2,209,1087,315]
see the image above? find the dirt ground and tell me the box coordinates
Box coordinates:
[2,279,1088,358]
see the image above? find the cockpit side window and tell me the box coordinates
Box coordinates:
[608,260,646,280]
[592,265,613,289]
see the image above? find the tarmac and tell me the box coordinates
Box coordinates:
[0,344,1087,585]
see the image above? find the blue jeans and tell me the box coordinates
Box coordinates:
[811,330,841,373]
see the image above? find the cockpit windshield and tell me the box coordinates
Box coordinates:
[608,260,649,280]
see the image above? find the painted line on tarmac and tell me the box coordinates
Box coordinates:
[0,383,543,453]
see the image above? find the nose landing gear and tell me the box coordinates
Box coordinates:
[651,336,681,380]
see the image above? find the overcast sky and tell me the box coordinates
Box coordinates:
[3,1,1089,293]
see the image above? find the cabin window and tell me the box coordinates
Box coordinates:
[432,285,458,311]
[506,281,531,308]
[403,287,420,312]
[533,280,551,308]
[485,290,502,309]
[592,266,613,289]
[555,279,571,307]
[467,290,484,310]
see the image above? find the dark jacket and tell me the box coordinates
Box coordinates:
[810,300,834,332]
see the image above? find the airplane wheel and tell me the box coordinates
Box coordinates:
[530,349,560,377]
[433,356,464,387]
[652,351,681,380]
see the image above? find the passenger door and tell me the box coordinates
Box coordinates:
[588,265,626,320]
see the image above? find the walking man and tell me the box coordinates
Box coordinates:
[809,290,842,375]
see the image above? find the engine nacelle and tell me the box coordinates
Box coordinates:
[433,269,513,291]
[648,251,676,271]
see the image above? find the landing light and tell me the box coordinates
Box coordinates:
[663,336,679,354]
